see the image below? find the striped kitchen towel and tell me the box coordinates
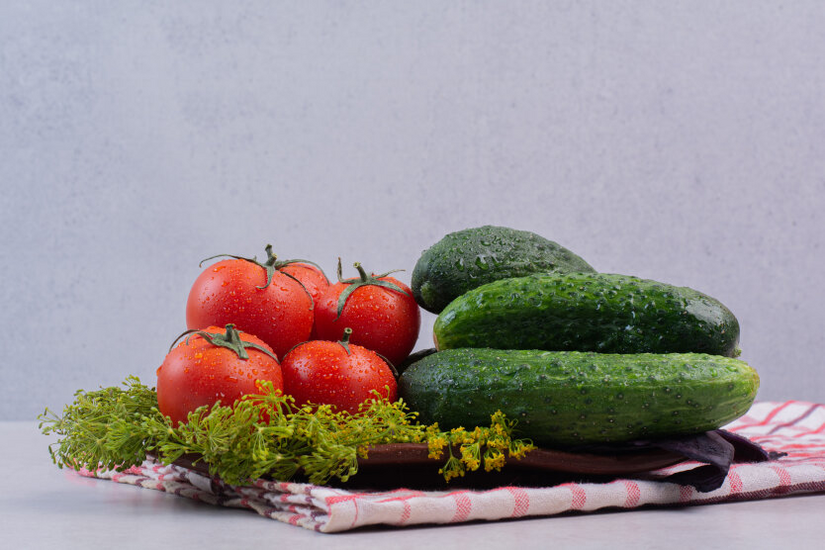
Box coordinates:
[80,401,825,532]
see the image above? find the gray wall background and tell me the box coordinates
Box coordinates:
[2,1,824,420]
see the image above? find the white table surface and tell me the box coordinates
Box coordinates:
[5,420,825,549]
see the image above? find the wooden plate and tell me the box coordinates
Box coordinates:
[169,443,685,490]
[359,442,683,475]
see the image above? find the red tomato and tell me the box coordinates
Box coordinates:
[280,262,329,305]
[279,261,330,339]
[313,261,421,367]
[280,329,397,413]
[156,325,283,426]
[185,246,316,359]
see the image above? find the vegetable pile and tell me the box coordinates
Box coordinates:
[41,228,760,487]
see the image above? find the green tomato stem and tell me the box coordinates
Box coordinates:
[170,324,279,362]
[198,245,324,302]
[338,327,353,355]
[334,258,411,320]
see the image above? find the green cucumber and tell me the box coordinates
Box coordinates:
[398,348,759,446]
[411,225,595,313]
[398,347,437,375]
[434,272,740,357]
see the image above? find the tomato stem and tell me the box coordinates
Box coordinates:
[353,262,369,282]
[169,324,279,362]
[336,327,400,378]
[338,327,353,355]
[334,258,412,320]
[198,244,325,305]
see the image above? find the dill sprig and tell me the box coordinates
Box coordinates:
[39,377,535,486]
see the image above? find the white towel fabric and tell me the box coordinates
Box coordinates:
[80,401,825,532]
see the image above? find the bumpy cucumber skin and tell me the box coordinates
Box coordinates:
[398,348,759,447]
[434,272,740,357]
[411,225,595,314]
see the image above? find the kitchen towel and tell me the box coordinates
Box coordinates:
[80,400,825,533]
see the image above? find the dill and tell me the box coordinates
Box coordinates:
[38,377,534,486]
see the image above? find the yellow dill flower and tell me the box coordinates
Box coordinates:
[484,448,507,472]
[439,454,465,482]
[509,439,536,460]
[449,426,473,445]
[427,435,448,459]
[460,442,482,471]
[462,453,481,471]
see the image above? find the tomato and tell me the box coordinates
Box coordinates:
[279,262,329,305]
[185,245,316,359]
[279,261,329,339]
[156,324,283,426]
[280,329,397,413]
[313,261,421,367]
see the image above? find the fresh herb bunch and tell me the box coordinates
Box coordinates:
[39,377,534,485]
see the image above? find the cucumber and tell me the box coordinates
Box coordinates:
[398,347,437,375]
[434,272,740,357]
[411,225,595,313]
[398,348,759,446]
